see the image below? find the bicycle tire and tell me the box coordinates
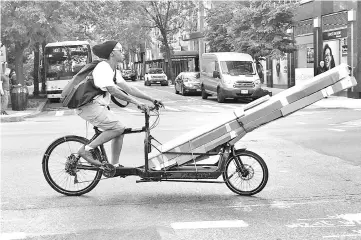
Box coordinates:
[42,135,103,196]
[223,150,268,196]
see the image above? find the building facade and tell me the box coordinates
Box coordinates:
[292,0,360,98]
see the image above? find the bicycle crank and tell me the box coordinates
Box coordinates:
[101,163,116,178]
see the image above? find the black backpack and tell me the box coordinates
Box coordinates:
[61,60,128,109]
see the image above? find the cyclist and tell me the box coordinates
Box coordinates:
[76,40,163,167]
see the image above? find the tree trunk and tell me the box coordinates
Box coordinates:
[14,44,25,85]
[163,39,174,84]
[41,41,46,94]
[33,42,40,96]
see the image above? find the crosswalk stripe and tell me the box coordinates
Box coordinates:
[171,220,249,229]
[200,105,218,109]
[164,106,181,111]
[222,105,241,109]
[327,128,345,132]
[121,108,138,113]
[55,111,64,116]
[180,106,205,112]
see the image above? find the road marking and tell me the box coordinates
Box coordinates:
[180,106,205,112]
[55,111,64,116]
[323,230,361,238]
[121,108,138,113]
[296,122,306,125]
[327,128,346,132]
[287,213,361,229]
[221,105,241,109]
[171,220,248,229]
[1,232,27,240]
[164,106,181,112]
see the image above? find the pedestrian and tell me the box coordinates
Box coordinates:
[9,70,19,86]
[323,44,335,71]
[256,60,264,84]
[75,41,163,167]
[0,73,10,115]
[316,60,326,75]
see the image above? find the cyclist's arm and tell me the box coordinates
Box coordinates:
[106,85,144,107]
[116,81,155,103]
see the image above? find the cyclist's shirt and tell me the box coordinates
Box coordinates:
[92,61,126,106]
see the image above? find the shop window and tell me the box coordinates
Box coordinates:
[295,19,313,36]
[296,44,314,68]
[322,12,347,32]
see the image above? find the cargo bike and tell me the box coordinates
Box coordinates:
[42,100,269,196]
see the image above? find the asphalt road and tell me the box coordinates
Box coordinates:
[1,81,360,240]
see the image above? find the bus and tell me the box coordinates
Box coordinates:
[43,41,92,100]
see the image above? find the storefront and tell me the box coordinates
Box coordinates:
[292,1,361,98]
[321,12,348,68]
[171,51,199,77]
[294,19,314,84]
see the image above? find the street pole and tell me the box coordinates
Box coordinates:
[198,0,205,72]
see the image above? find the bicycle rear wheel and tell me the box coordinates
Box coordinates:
[42,135,103,196]
[223,150,268,196]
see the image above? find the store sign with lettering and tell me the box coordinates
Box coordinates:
[323,28,347,40]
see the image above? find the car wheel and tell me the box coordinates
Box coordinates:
[201,86,208,99]
[181,85,187,96]
[217,88,226,103]
[175,84,179,94]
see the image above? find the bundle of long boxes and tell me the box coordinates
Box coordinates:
[149,64,356,170]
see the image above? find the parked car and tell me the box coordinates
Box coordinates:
[174,72,201,96]
[122,69,136,81]
[200,52,262,103]
[144,68,168,86]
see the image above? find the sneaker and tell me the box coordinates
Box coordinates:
[113,163,124,168]
[78,146,102,166]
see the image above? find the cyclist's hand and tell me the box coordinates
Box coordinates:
[153,99,164,109]
[137,103,149,112]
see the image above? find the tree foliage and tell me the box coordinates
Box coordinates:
[206,0,298,60]
[140,1,196,81]
[1,1,101,84]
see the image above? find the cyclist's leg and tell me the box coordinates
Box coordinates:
[77,103,125,165]
[110,134,124,165]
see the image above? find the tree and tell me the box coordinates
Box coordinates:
[140,1,196,83]
[205,2,235,52]
[1,1,101,88]
[91,1,151,69]
[206,0,298,60]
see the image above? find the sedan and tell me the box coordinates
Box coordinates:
[174,72,201,96]
[122,69,136,81]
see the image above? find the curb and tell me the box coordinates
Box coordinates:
[25,100,48,119]
[0,99,48,123]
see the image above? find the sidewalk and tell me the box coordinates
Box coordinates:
[0,98,48,123]
[262,85,361,110]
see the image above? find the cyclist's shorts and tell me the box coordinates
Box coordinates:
[76,102,125,131]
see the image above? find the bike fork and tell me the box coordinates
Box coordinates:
[230,146,248,175]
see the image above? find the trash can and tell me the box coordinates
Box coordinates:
[11,85,29,111]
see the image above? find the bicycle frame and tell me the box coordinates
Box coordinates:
[80,109,246,183]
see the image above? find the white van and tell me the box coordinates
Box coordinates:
[200,52,262,102]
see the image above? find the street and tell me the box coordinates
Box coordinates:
[1,81,361,240]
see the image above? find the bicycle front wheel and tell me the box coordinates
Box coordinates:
[42,135,103,196]
[223,150,268,196]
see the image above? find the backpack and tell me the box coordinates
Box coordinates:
[61,60,128,109]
